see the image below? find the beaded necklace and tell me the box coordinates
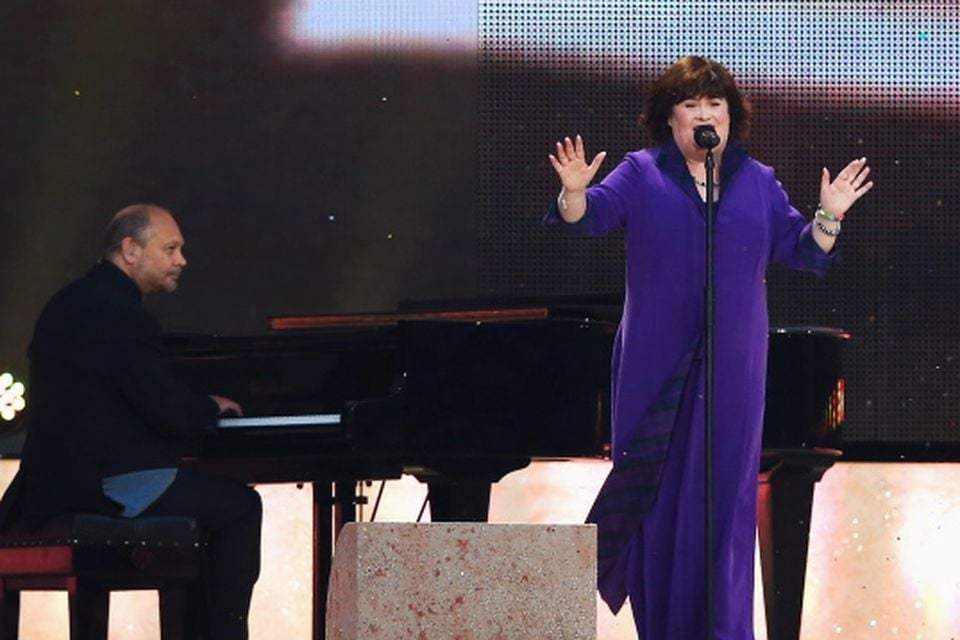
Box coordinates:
[692,175,720,188]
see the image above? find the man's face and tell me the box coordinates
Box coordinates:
[128,212,187,295]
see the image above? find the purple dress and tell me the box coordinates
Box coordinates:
[547,140,834,639]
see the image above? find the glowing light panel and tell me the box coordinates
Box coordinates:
[479,0,959,97]
[280,0,477,54]
[0,372,25,422]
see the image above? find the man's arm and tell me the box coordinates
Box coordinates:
[108,310,222,438]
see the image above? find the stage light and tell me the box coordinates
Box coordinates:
[0,371,26,422]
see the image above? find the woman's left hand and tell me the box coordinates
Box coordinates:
[819,157,873,218]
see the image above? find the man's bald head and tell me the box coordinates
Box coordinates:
[103,204,188,295]
[102,204,171,258]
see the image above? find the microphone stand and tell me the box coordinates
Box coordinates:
[694,123,720,640]
[704,145,716,640]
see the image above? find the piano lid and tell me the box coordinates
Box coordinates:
[268,293,625,331]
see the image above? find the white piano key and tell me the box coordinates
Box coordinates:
[217,414,341,429]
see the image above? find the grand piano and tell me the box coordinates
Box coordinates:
[166,296,846,640]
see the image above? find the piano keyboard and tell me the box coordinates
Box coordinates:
[217,414,342,429]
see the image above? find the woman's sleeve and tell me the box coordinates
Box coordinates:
[767,169,837,276]
[544,155,640,236]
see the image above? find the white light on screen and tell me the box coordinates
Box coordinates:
[279,0,477,54]
[480,0,958,96]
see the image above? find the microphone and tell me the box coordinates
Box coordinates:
[694,125,721,149]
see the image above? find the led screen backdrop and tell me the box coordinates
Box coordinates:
[0,0,480,450]
[0,1,956,450]
[478,0,960,446]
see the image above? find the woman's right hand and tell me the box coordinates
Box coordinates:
[548,134,607,193]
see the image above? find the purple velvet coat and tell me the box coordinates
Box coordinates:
[547,139,834,638]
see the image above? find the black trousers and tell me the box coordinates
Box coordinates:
[142,467,262,640]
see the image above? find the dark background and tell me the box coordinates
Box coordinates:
[0,1,957,450]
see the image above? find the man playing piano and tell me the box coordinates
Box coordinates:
[0,204,262,640]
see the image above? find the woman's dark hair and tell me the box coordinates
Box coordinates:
[642,56,751,144]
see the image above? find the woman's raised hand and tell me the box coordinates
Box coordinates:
[548,135,607,193]
[819,157,874,219]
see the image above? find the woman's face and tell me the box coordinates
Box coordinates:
[668,95,730,161]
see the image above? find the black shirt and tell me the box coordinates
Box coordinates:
[14,260,218,528]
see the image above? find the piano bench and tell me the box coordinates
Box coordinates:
[0,514,204,640]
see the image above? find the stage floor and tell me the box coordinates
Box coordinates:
[1,459,958,639]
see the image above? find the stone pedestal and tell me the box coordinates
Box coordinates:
[326,522,596,639]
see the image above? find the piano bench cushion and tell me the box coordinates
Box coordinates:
[0,515,203,582]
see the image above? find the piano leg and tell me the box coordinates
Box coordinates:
[312,480,362,640]
[426,480,491,521]
[757,448,840,640]
[421,456,531,522]
[313,482,332,640]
